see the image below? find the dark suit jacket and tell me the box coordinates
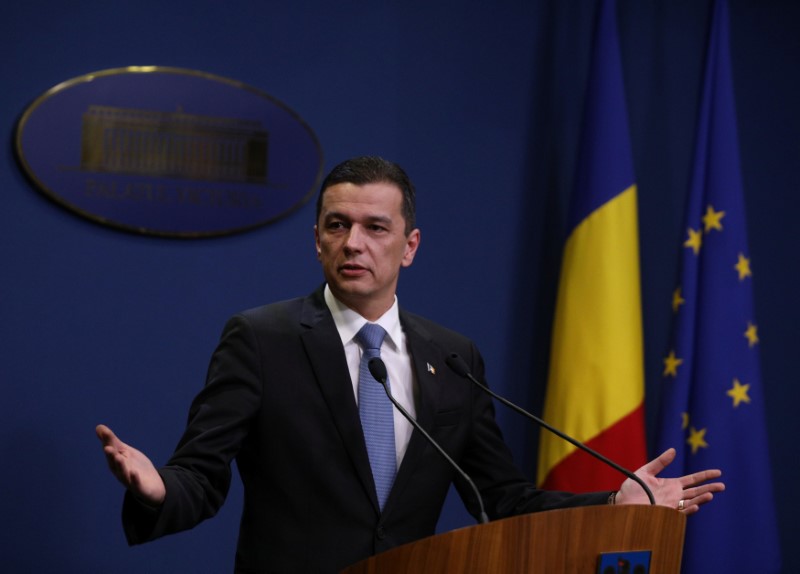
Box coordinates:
[123,287,608,573]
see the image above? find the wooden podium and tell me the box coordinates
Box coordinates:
[341,505,685,573]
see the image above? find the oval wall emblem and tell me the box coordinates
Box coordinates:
[15,67,324,237]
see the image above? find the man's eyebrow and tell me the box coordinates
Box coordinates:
[364,215,393,225]
[322,211,349,221]
[323,212,394,225]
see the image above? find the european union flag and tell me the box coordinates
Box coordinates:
[654,1,781,572]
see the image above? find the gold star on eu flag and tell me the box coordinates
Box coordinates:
[684,227,702,255]
[663,350,683,377]
[687,426,709,454]
[744,322,759,347]
[672,287,685,313]
[702,205,725,233]
[727,378,751,407]
[735,253,752,280]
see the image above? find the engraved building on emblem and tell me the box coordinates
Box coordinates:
[80,105,269,184]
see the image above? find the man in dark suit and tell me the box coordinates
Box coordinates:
[97,156,723,573]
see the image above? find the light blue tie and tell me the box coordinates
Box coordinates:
[356,323,396,511]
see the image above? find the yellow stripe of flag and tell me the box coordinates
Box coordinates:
[537,185,644,485]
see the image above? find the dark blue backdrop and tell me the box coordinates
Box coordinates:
[2,1,797,572]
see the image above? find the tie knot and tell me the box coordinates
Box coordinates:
[356,323,386,351]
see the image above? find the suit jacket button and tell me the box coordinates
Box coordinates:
[376,526,386,540]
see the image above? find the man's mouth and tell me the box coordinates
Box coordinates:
[340,263,368,276]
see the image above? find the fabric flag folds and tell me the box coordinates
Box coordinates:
[654,0,780,572]
[537,0,647,491]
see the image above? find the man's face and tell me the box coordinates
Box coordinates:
[315,181,420,320]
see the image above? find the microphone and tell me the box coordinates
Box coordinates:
[367,358,489,524]
[444,353,655,505]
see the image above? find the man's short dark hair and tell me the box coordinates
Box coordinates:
[315,156,416,235]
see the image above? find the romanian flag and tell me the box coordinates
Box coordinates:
[654,1,780,571]
[537,0,646,491]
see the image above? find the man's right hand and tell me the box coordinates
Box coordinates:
[96,424,166,506]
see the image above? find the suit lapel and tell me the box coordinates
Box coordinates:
[383,312,444,512]
[299,289,380,512]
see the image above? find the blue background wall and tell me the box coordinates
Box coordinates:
[2,1,797,572]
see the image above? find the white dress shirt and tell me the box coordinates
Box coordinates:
[323,284,418,468]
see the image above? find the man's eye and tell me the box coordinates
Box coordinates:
[327,221,347,230]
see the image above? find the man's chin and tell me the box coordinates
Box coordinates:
[330,283,371,302]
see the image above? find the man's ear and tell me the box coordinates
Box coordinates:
[401,228,421,267]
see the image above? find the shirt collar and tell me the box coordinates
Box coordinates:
[323,284,402,349]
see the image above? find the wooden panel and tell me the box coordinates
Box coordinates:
[342,505,686,574]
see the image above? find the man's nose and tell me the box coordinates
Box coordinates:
[344,225,365,250]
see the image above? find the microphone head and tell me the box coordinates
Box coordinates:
[445,353,470,378]
[368,357,388,384]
